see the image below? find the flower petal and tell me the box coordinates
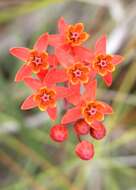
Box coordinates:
[10,47,30,61]
[58,17,68,35]
[15,65,31,82]
[73,46,94,63]
[24,77,42,90]
[99,102,113,114]
[61,106,81,124]
[75,23,84,33]
[47,107,57,120]
[49,34,62,47]
[95,35,107,55]
[37,69,48,81]
[55,48,74,67]
[43,68,67,86]
[66,84,81,105]
[79,32,89,41]
[21,95,37,110]
[83,80,97,100]
[103,72,112,86]
[112,55,124,65]
[55,86,69,99]
[48,54,58,67]
[33,33,48,52]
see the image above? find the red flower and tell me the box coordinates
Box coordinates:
[50,124,68,142]
[21,76,69,120]
[90,35,124,86]
[75,141,94,160]
[45,48,92,86]
[90,122,106,140]
[49,17,89,48]
[10,33,51,82]
[61,80,113,125]
[74,119,90,135]
[49,17,93,64]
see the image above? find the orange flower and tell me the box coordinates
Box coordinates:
[66,62,90,85]
[89,35,124,86]
[46,48,91,86]
[27,50,48,73]
[10,33,49,82]
[61,80,113,125]
[49,17,89,48]
[65,23,89,46]
[81,101,105,125]
[21,77,70,120]
[33,87,56,111]
[92,54,115,76]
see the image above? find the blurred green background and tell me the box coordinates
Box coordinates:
[0,0,136,190]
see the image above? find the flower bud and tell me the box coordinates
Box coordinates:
[74,119,90,135]
[50,124,68,142]
[90,122,106,140]
[75,140,94,160]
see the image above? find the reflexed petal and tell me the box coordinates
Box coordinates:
[24,77,42,90]
[61,106,81,124]
[21,95,37,110]
[15,65,31,82]
[66,84,81,105]
[49,34,62,47]
[58,17,68,35]
[55,48,74,67]
[90,70,96,80]
[99,102,113,114]
[48,54,58,67]
[33,33,48,51]
[103,73,112,86]
[10,47,30,61]
[37,69,48,81]
[43,69,67,86]
[83,80,97,100]
[73,46,94,63]
[47,107,57,120]
[55,86,69,99]
[112,55,124,65]
[95,35,107,54]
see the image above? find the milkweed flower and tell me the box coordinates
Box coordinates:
[45,48,91,87]
[10,17,124,160]
[10,33,50,82]
[89,35,124,86]
[21,77,69,120]
[61,80,113,125]
[49,17,89,48]
[49,17,93,64]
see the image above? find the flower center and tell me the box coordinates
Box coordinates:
[74,69,82,77]
[41,93,50,102]
[99,60,107,67]
[33,56,42,65]
[88,107,97,115]
[71,32,79,40]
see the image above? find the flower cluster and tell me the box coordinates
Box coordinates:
[10,17,123,160]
